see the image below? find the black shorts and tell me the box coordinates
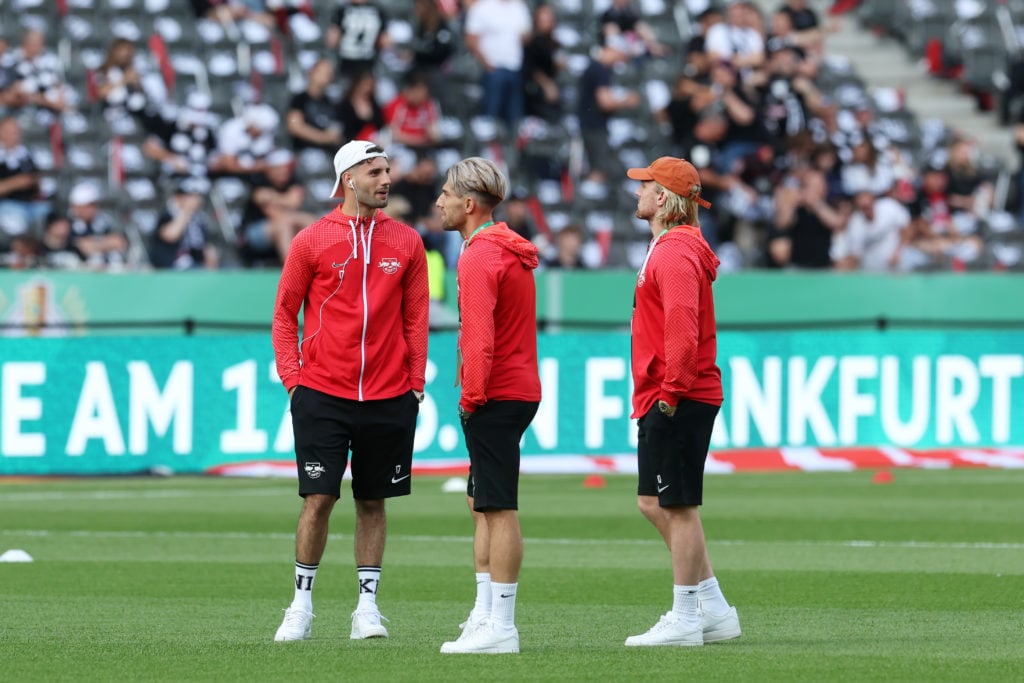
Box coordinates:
[462,400,539,511]
[290,386,419,500]
[637,399,719,507]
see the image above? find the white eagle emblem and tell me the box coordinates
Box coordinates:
[378,257,401,274]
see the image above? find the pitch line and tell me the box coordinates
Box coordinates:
[0,528,1021,551]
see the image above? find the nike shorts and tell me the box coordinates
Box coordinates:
[636,399,720,507]
[462,400,539,511]
[290,385,418,500]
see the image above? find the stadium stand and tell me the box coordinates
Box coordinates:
[0,0,1020,272]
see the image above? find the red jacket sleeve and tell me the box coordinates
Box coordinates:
[457,243,499,411]
[403,234,430,391]
[271,234,315,391]
[655,250,700,404]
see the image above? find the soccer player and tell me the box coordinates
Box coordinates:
[270,140,430,642]
[434,157,541,654]
[624,157,741,647]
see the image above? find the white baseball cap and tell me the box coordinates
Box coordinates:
[329,140,388,198]
[69,182,102,206]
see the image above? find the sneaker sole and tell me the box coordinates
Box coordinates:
[274,634,310,642]
[440,644,519,654]
[350,630,388,640]
[625,639,703,647]
[703,626,741,643]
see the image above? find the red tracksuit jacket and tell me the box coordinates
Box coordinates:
[272,207,429,401]
[631,224,723,418]
[457,223,542,412]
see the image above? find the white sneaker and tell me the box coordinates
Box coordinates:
[440,619,519,654]
[274,607,313,641]
[701,606,741,643]
[350,608,389,639]
[458,610,489,638]
[625,612,703,647]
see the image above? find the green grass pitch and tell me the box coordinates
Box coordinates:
[1,469,1022,681]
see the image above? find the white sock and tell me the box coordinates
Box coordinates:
[672,585,700,627]
[356,566,381,610]
[491,581,517,629]
[290,561,318,611]
[698,577,731,616]
[473,572,491,617]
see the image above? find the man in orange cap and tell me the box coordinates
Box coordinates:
[623,156,741,648]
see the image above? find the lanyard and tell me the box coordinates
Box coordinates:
[637,228,668,284]
[467,220,495,244]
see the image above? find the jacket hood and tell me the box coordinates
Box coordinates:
[473,222,539,270]
[664,225,719,282]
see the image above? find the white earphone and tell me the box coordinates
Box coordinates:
[348,179,355,189]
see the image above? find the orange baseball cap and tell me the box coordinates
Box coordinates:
[627,157,712,209]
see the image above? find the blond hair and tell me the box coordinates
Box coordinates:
[445,157,507,209]
[656,182,701,228]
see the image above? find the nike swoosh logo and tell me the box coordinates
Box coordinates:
[331,262,345,268]
[499,593,515,599]
[391,475,410,484]
[657,484,670,493]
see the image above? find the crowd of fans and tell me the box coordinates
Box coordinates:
[0,0,1022,277]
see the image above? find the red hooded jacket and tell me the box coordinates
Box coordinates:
[272,207,429,401]
[631,224,723,418]
[457,222,542,411]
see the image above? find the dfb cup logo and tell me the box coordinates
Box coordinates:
[377,257,401,275]
[304,462,326,479]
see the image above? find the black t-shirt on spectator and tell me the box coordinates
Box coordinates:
[150,208,211,269]
[0,145,39,202]
[577,59,613,130]
[288,91,339,151]
[786,206,833,268]
[331,4,387,73]
[780,6,819,31]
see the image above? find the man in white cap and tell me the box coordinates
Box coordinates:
[271,140,430,643]
[59,182,128,269]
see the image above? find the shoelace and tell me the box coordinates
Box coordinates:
[281,608,314,627]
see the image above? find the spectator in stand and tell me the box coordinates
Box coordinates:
[522,3,563,123]
[0,39,18,109]
[767,168,846,268]
[577,40,640,184]
[683,7,723,82]
[327,0,390,78]
[384,70,441,149]
[0,115,48,241]
[409,0,455,89]
[498,187,536,241]
[1016,112,1024,224]
[674,110,733,250]
[658,72,708,152]
[239,149,317,265]
[392,152,442,228]
[95,38,148,125]
[747,44,820,148]
[831,189,910,271]
[464,0,532,130]
[142,91,220,182]
[150,177,219,270]
[901,162,984,270]
[210,103,280,180]
[840,138,894,197]
[777,0,823,52]
[945,138,994,219]
[599,0,668,58]
[705,1,765,79]
[191,0,276,30]
[810,141,847,205]
[7,28,71,120]
[338,69,385,143]
[49,183,129,270]
[40,214,79,269]
[707,59,763,172]
[543,223,587,269]
[287,58,344,154]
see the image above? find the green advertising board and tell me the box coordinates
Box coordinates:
[1,331,1020,475]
